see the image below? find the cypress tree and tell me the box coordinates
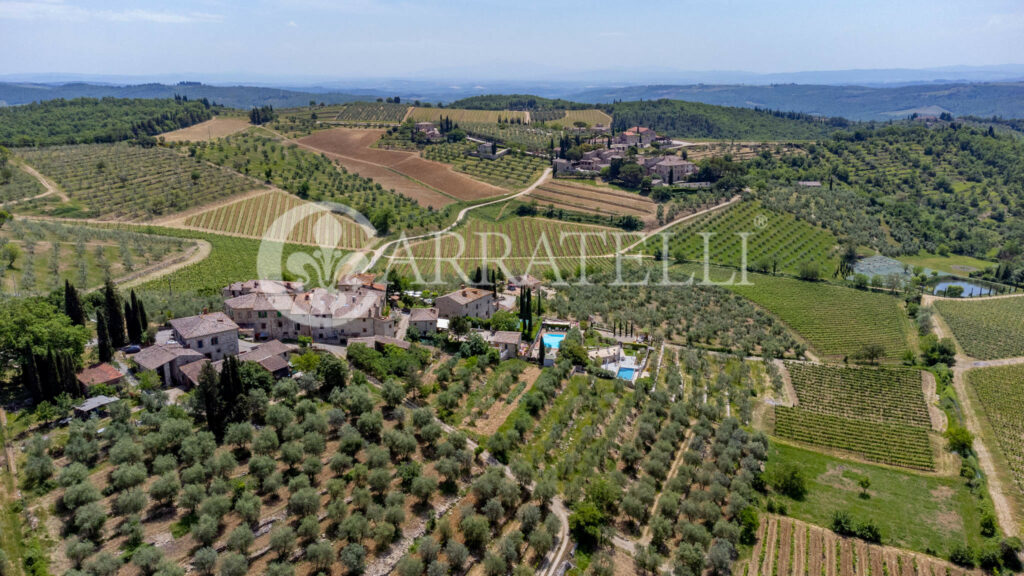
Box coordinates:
[198,361,225,441]
[535,289,543,316]
[103,279,127,348]
[136,294,148,334]
[97,311,113,363]
[22,346,42,402]
[64,280,85,326]
[539,342,546,365]
[124,300,138,345]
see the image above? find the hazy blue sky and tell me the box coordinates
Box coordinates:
[1,0,1022,80]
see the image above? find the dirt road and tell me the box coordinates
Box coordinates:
[0,162,69,208]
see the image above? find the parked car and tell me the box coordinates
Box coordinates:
[122,345,141,354]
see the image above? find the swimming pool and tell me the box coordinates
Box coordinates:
[542,333,566,349]
[617,367,636,381]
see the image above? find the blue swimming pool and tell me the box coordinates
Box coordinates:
[617,367,636,381]
[542,333,565,349]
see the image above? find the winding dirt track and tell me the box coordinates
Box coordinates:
[0,162,70,207]
[929,305,1020,536]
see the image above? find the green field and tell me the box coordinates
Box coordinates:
[459,122,558,153]
[0,163,44,204]
[335,101,410,123]
[934,296,1024,359]
[184,190,370,248]
[968,364,1024,498]
[897,252,995,276]
[787,363,930,427]
[726,271,913,360]
[0,219,192,295]
[774,406,934,470]
[646,201,839,275]
[15,143,258,220]
[766,441,996,558]
[422,142,547,189]
[385,216,638,278]
[407,107,528,124]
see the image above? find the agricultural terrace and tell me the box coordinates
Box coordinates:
[526,180,658,224]
[681,141,805,162]
[727,271,913,360]
[739,515,979,576]
[550,268,804,358]
[765,442,998,557]
[459,122,558,153]
[968,364,1024,498]
[183,191,370,248]
[297,128,508,203]
[11,349,490,576]
[407,107,528,124]
[16,143,258,220]
[933,296,1024,360]
[185,132,448,234]
[773,363,934,470]
[559,109,613,126]
[334,101,410,124]
[437,359,541,437]
[390,217,639,279]
[647,201,839,276]
[0,219,193,295]
[160,117,251,143]
[421,142,548,190]
[0,162,45,204]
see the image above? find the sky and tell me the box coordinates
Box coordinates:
[1,0,1023,81]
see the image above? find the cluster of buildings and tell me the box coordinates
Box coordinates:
[553,126,696,185]
[117,275,553,391]
[414,121,444,142]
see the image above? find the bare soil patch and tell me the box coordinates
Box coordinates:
[296,128,507,203]
[161,117,252,142]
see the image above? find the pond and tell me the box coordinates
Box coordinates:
[933,279,997,298]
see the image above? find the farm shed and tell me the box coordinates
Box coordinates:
[74,395,119,419]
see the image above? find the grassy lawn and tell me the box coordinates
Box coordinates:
[897,252,994,276]
[766,441,996,557]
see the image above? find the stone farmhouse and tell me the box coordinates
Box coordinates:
[169,312,240,361]
[414,122,444,142]
[223,277,395,344]
[436,287,498,319]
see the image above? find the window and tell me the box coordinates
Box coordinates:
[211,336,219,345]
[258,311,267,318]
[197,339,204,348]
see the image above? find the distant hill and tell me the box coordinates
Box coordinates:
[447,94,592,110]
[608,99,852,140]
[0,82,371,110]
[567,82,1024,121]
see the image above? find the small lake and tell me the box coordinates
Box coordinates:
[933,279,997,298]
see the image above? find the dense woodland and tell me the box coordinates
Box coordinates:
[607,100,852,140]
[447,94,593,111]
[0,97,217,147]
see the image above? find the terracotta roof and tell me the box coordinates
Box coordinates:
[409,308,438,322]
[76,363,123,387]
[508,274,542,288]
[224,279,304,295]
[170,312,239,340]
[440,287,493,305]
[132,344,204,371]
[240,340,297,361]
